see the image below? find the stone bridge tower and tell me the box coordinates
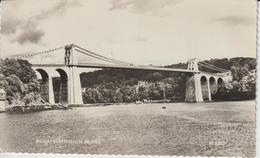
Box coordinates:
[186,58,204,102]
[65,44,83,105]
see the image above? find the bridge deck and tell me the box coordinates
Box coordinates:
[32,63,231,77]
[32,63,198,73]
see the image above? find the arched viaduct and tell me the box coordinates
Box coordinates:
[33,65,101,105]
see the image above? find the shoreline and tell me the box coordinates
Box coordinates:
[1,99,255,114]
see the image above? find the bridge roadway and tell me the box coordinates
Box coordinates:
[32,63,199,73]
[32,63,229,77]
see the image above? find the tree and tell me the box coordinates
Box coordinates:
[138,86,149,100]
[230,65,241,81]
[0,58,42,105]
[0,58,36,83]
[241,64,250,77]
[5,74,25,97]
[146,72,163,82]
[148,84,163,100]
[83,88,99,103]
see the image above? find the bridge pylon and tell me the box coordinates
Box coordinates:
[187,58,199,71]
[65,44,83,105]
[185,58,204,102]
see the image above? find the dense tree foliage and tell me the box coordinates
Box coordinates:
[81,68,190,103]
[81,57,256,103]
[205,58,256,100]
[0,58,36,83]
[0,58,42,105]
[213,70,256,101]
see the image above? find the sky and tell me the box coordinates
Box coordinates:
[0,0,257,65]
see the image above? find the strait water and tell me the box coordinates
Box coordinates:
[0,101,255,157]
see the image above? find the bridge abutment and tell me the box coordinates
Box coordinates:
[185,74,203,102]
[186,59,203,102]
[194,73,204,102]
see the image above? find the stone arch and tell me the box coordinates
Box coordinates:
[35,68,50,102]
[56,68,68,80]
[35,68,49,81]
[209,76,217,91]
[209,77,216,83]
[200,76,207,82]
[200,76,209,101]
[217,78,224,85]
[53,68,68,104]
[209,76,217,99]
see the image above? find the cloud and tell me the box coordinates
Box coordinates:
[109,0,132,10]
[15,29,45,44]
[35,0,80,20]
[136,36,149,42]
[1,18,22,35]
[210,16,254,26]
[109,0,182,13]
[2,0,80,44]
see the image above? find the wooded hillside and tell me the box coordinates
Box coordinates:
[81,57,256,103]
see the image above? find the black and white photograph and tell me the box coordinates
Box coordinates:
[0,0,257,157]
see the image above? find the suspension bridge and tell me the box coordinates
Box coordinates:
[10,44,232,105]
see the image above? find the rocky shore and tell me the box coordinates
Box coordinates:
[5,104,70,113]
